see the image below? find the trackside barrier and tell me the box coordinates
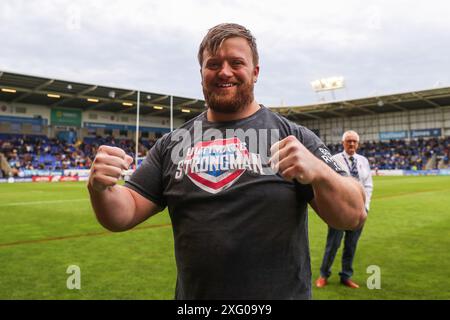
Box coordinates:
[1,169,449,183]
[371,170,403,176]
[374,169,450,176]
[403,169,450,176]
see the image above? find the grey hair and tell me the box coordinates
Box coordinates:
[342,130,360,142]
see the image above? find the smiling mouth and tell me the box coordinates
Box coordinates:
[216,83,238,88]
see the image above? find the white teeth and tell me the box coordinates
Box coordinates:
[218,83,234,87]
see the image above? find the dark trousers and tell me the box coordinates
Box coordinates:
[319,225,363,281]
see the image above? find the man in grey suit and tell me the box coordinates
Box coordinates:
[315,130,373,288]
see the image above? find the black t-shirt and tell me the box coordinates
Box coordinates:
[125,106,345,300]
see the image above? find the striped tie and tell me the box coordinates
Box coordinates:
[349,156,359,179]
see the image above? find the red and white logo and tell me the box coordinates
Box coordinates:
[175,137,263,194]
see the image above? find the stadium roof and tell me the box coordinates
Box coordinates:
[2,70,450,123]
[273,86,450,122]
[0,70,206,120]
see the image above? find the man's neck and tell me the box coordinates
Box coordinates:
[206,101,261,122]
[344,150,356,157]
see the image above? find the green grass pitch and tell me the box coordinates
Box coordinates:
[0,176,449,299]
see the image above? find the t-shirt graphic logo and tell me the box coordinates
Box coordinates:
[174,137,264,194]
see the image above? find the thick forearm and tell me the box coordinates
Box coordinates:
[312,168,366,230]
[88,184,136,232]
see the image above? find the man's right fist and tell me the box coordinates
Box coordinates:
[88,145,134,192]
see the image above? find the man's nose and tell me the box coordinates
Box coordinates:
[218,62,233,78]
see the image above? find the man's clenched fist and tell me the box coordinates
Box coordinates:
[269,135,326,184]
[88,145,133,192]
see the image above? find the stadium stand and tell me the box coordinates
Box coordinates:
[1,132,449,178]
[1,71,449,178]
[0,133,156,177]
[327,136,450,170]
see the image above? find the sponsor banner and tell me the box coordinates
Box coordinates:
[32,176,80,182]
[23,170,63,177]
[0,115,48,126]
[63,169,90,177]
[32,176,53,182]
[410,128,441,138]
[59,176,79,182]
[372,169,403,176]
[374,169,450,176]
[2,176,83,183]
[51,108,82,127]
[84,122,170,133]
[24,169,88,177]
[51,175,62,182]
[0,178,33,183]
[403,170,441,176]
[379,131,408,140]
[24,170,46,176]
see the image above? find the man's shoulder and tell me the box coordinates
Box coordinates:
[176,112,206,131]
[263,108,324,146]
[355,153,371,169]
[148,113,205,154]
[332,151,345,159]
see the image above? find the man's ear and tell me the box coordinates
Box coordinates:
[253,65,260,82]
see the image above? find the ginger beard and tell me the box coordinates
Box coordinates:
[202,79,255,114]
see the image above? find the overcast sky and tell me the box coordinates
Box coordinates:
[1,0,449,107]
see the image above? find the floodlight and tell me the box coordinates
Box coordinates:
[311,76,345,92]
[1,88,16,93]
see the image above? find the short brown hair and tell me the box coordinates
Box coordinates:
[198,23,259,67]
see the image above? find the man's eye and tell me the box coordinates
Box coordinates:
[207,63,220,69]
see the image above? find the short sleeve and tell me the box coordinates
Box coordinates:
[298,126,347,176]
[290,126,348,203]
[124,138,167,208]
